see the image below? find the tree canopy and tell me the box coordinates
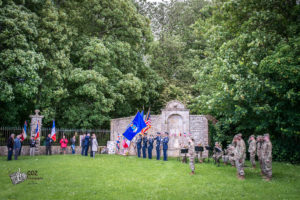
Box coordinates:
[0,0,299,162]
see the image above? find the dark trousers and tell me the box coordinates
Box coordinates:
[163,149,167,161]
[14,148,20,160]
[46,146,52,155]
[156,147,160,160]
[137,147,141,157]
[148,147,153,159]
[7,148,13,161]
[84,145,89,156]
[90,147,93,157]
[19,144,22,156]
[81,146,85,155]
[142,146,147,158]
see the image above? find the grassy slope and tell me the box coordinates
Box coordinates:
[0,155,299,200]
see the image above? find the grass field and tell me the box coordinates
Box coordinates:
[0,155,300,200]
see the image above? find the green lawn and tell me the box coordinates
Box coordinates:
[0,155,299,200]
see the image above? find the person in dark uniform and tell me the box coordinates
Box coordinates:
[163,132,169,161]
[155,132,161,160]
[136,134,142,158]
[7,134,15,161]
[45,134,53,155]
[148,135,154,159]
[84,133,90,156]
[142,133,148,158]
[81,134,86,156]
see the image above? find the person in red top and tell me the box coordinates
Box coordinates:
[60,135,68,155]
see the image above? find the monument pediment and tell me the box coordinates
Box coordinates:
[163,100,188,111]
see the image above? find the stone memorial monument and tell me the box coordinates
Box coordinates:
[29,109,44,155]
[108,100,211,157]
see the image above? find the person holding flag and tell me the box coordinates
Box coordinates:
[19,121,27,156]
[122,111,147,157]
[29,135,36,156]
[122,137,130,156]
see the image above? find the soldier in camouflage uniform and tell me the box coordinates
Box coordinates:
[256,135,263,174]
[261,133,272,181]
[234,133,246,180]
[213,142,223,167]
[188,137,195,175]
[248,135,256,168]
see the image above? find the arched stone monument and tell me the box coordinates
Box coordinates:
[109,100,209,157]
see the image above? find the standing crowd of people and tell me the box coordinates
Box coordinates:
[7,132,99,160]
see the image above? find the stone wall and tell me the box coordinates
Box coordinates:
[109,100,210,157]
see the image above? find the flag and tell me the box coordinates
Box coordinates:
[34,121,40,140]
[141,110,151,135]
[123,111,147,141]
[51,120,56,141]
[20,121,27,141]
[122,138,130,148]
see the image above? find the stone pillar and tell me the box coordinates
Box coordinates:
[29,110,44,155]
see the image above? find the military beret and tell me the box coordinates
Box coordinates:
[165,132,169,135]
[156,132,161,135]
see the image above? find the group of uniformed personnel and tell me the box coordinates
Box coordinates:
[136,132,169,161]
[220,133,273,181]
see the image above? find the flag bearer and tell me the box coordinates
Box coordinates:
[142,133,148,158]
[136,134,142,158]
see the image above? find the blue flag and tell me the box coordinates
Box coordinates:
[140,110,144,119]
[123,111,147,141]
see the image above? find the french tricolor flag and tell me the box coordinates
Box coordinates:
[34,121,40,140]
[122,138,130,148]
[50,120,56,142]
[20,121,27,141]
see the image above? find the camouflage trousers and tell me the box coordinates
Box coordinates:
[197,152,203,162]
[262,159,272,178]
[250,152,256,167]
[189,155,195,172]
[229,156,235,166]
[235,159,245,176]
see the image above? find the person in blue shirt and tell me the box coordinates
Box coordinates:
[154,132,161,160]
[84,133,90,156]
[81,134,86,156]
[14,135,21,160]
[142,133,148,158]
[148,135,154,159]
[163,132,169,161]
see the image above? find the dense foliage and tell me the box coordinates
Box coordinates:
[0,0,163,128]
[188,0,300,163]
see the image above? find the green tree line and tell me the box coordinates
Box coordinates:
[1,0,299,162]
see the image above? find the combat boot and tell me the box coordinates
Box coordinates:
[190,171,195,175]
[239,175,245,180]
